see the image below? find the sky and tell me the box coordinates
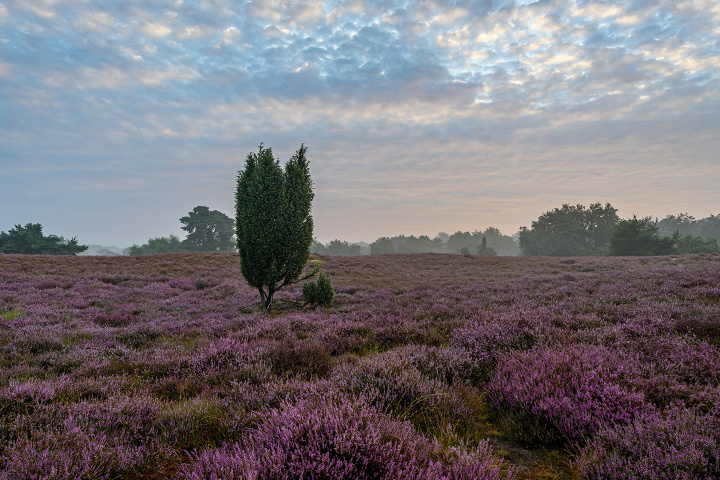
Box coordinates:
[1,0,719,247]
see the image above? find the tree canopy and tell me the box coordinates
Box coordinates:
[325,240,362,256]
[180,206,235,252]
[370,237,395,254]
[235,143,315,312]
[609,216,676,256]
[519,203,619,256]
[128,235,186,256]
[0,223,87,255]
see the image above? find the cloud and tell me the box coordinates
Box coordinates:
[0,4,9,24]
[141,22,172,37]
[0,0,718,246]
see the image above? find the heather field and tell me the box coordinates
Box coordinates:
[1,253,720,479]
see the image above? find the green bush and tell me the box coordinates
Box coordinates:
[302,272,335,307]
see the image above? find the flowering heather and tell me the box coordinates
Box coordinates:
[485,343,650,445]
[180,393,514,480]
[576,404,720,479]
[1,252,719,478]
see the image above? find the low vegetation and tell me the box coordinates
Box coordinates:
[0,252,719,478]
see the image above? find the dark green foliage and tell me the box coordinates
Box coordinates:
[0,223,87,255]
[480,227,518,256]
[519,203,619,256]
[460,247,470,255]
[180,206,236,252]
[370,237,395,254]
[657,213,699,238]
[396,235,435,254]
[658,213,720,243]
[302,272,335,307]
[477,236,497,256]
[447,231,475,254]
[310,238,327,254]
[325,239,362,256]
[235,143,314,312]
[128,235,185,256]
[609,216,676,256]
[674,234,720,254]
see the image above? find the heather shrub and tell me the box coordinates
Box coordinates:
[0,429,114,480]
[153,375,204,401]
[487,344,649,445]
[329,350,474,436]
[302,271,335,307]
[396,344,476,387]
[179,393,515,480]
[0,377,67,418]
[158,396,248,451]
[2,401,174,479]
[576,404,720,479]
[225,377,326,413]
[92,312,134,327]
[268,337,333,379]
[451,316,537,386]
[676,314,720,346]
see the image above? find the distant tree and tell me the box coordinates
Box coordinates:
[460,247,470,255]
[432,233,447,253]
[674,234,720,254]
[0,223,87,255]
[310,238,327,254]
[657,213,699,238]
[235,143,315,312]
[397,235,435,254]
[477,236,497,256]
[447,231,475,254]
[128,235,185,255]
[519,203,619,256]
[479,227,519,256]
[609,216,676,256]
[656,213,720,245]
[370,237,395,254]
[180,206,235,252]
[697,214,720,242]
[325,239,361,256]
[96,248,121,256]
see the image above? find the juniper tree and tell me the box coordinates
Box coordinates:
[235,144,315,312]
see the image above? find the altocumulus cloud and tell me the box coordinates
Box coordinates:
[0,0,718,246]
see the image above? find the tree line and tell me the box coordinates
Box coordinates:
[312,228,520,257]
[518,203,720,256]
[3,198,718,259]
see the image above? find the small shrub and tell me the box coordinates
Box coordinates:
[302,272,335,307]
